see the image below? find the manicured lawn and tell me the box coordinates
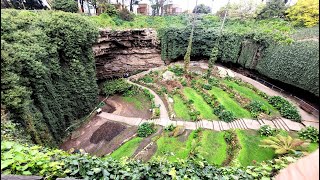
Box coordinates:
[223,81,279,116]
[208,86,252,118]
[110,137,143,159]
[198,130,227,165]
[173,95,191,120]
[183,87,218,120]
[236,130,275,166]
[122,93,149,110]
[152,131,196,162]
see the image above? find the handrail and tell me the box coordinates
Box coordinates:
[246,74,319,117]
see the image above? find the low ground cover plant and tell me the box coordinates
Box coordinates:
[268,96,301,121]
[298,126,319,143]
[258,125,276,137]
[137,122,155,137]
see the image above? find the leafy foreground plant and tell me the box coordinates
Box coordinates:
[1,140,302,179]
[258,125,276,137]
[298,126,319,143]
[268,96,301,122]
[137,122,155,137]
[260,134,309,155]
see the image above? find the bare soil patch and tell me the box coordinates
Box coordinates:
[103,95,152,119]
[90,121,126,144]
[178,129,192,142]
[60,116,137,157]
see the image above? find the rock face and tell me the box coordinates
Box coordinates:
[93,29,164,79]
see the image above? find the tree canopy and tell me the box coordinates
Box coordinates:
[286,0,319,27]
[193,4,211,14]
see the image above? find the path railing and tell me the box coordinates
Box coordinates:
[246,74,319,118]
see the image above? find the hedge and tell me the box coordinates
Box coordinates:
[256,41,319,96]
[1,10,99,146]
[159,26,319,96]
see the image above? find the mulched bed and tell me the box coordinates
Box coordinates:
[90,121,126,144]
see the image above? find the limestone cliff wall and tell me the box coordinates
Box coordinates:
[93,29,164,79]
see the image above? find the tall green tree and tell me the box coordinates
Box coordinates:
[192,4,211,14]
[184,0,198,74]
[256,0,287,19]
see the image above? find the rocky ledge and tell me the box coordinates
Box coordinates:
[93,29,164,79]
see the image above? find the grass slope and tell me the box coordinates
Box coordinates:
[122,93,150,110]
[110,137,143,160]
[208,86,251,118]
[173,95,191,120]
[198,130,227,165]
[223,81,279,116]
[183,87,218,120]
[153,131,196,162]
[236,130,275,166]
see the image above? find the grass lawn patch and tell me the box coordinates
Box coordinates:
[236,129,275,166]
[173,95,191,120]
[183,87,218,120]
[208,86,251,118]
[224,81,279,116]
[198,130,227,166]
[152,131,196,162]
[308,142,319,153]
[122,92,150,110]
[110,137,143,160]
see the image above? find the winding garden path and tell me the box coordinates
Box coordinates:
[97,64,317,131]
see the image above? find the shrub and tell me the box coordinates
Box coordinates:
[52,0,78,13]
[213,105,225,116]
[268,96,301,121]
[258,125,276,137]
[181,79,187,86]
[208,78,219,86]
[286,0,319,27]
[164,124,176,132]
[119,8,134,21]
[202,83,212,90]
[219,111,235,122]
[298,126,319,143]
[168,65,184,76]
[140,75,154,83]
[137,122,155,137]
[245,101,268,118]
[102,78,132,96]
[104,4,119,17]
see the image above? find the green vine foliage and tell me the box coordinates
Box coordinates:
[2,140,299,179]
[159,25,319,96]
[1,10,99,146]
[256,41,319,96]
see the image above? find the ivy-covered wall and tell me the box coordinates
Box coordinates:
[1,10,99,146]
[159,27,319,96]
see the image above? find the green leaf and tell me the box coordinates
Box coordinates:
[93,167,101,174]
[22,171,32,175]
[1,160,15,170]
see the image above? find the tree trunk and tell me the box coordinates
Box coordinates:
[130,0,133,12]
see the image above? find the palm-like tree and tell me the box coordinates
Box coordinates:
[260,134,309,155]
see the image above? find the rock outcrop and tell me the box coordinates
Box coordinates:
[93,29,164,79]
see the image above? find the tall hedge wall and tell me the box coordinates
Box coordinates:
[159,27,319,96]
[256,41,319,96]
[1,10,99,146]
